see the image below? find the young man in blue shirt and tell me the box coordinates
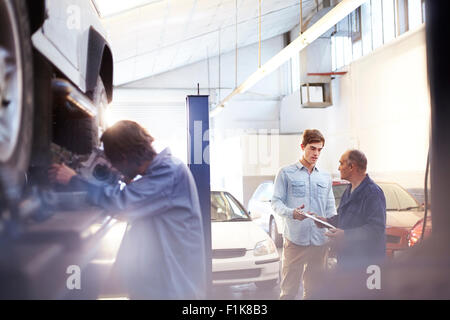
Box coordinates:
[272,129,337,300]
[49,120,206,299]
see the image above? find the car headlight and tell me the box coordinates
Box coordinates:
[253,239,277,256]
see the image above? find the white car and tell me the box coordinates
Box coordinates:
[211,191,280,288]
[248,181,284,247]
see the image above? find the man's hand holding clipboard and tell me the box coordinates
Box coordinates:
[292,207,344,240]
[302,212,337,230]
[293,207,336,229]
[307,213,345,242]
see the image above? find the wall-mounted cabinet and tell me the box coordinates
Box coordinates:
[300,82,332,108]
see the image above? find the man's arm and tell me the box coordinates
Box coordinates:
[325,176,337,219]
[271,169,295,219]
[49,163,173,220]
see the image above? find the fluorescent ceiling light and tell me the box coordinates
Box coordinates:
[210,105,225,117]
[91,0,163,18]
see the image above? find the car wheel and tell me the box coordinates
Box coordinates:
[254,279,278,289]
[0,0,34,202]
[269,217,283,248]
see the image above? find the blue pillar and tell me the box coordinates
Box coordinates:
[186,95,212,296]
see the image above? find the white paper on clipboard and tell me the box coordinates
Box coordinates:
[302,212,337,229]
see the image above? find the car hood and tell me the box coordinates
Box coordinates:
[211,221,270,250]
[386,210,424,229]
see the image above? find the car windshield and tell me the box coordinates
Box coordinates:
[332,182,420,211]
[256,183,274,201]
[379,183,420,211]
[332,184,348,208]
[211,192,251,222]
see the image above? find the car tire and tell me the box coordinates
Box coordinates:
[0,0,34,203]
[269,217,283,248]
[254,279,278,290]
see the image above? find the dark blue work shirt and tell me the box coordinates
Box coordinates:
[328,175,386,271]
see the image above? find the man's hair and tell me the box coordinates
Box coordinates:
[302,129,325,147]
[100,120,157,166]
[347,149,367,172]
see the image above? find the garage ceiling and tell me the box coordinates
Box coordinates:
[97,0,324,86]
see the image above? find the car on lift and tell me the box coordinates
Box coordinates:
[0,0,115,299]
[211,191,280,289]
[248,180,425,258]
[0,0,113,209]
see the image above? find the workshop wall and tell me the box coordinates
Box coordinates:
[111,34,289,203]
[280,25,430,189]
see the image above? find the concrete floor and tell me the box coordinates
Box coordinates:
[93,248,296,300]
[210,282,281,300]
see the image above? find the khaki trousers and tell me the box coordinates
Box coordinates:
[279,239,327,300]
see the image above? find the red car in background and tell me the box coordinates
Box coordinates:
[408,214,432,247]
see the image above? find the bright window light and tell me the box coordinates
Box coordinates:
[408,0,423,31]
[361,2,373,55]
[382,0,396,44]
[371,0,383,49]
[91,0,163,18]
[335,36,344,69]
[343,36,353,66]
[331,36,336,71]
[353,40,362,60]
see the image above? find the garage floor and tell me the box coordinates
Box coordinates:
[96,248,291,300]
[210,246,279,299]
[210,248,297,300]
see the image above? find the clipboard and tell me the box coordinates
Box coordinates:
[301,212,337,229]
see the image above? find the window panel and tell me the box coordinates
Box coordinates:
[382,0,396,44]
[336,36,345,69]
[331,36,336,71]
[408,0,423,30]
[361,1,373,55]
[344,36,353,66]
[371,0,383,49]
[351,8,362,42]
[396,0,409,35]
[352,40,362,60]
